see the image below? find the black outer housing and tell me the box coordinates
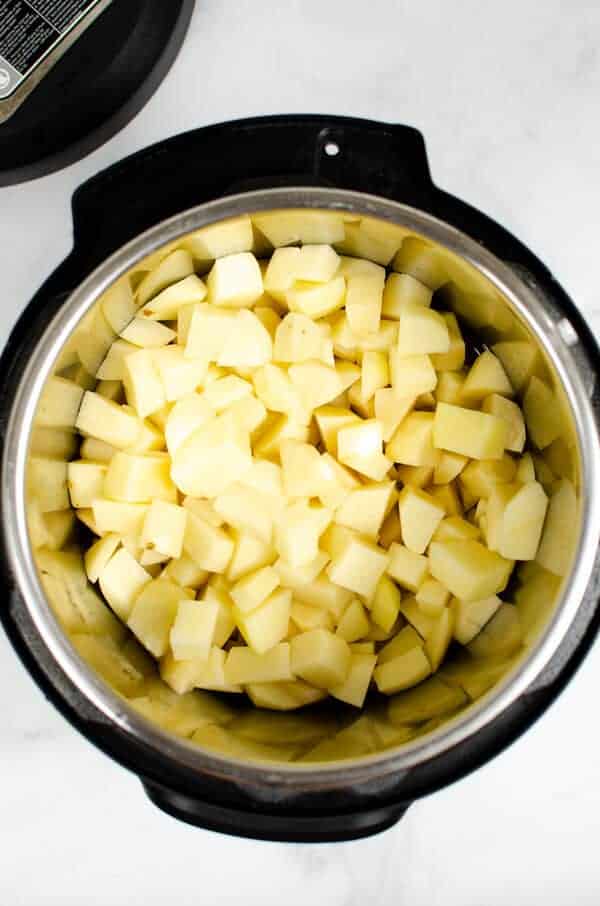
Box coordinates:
[1,115,599,842]
[0,0,195,186]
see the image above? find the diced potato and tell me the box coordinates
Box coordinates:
[326,533,389,598]
[141,500,187,559]
[99,548,152,621]
[461,351,513,403]
[76,392,142,449]
[288,360,345,412]
[96,338,137,381]
[374,645,431,694]
[254,211,345,247]
[206,252,263,308]
[435,371,466,405]
[217,309,273,367]
[382,273,432,319]
[290,629,351,688]
[314,406,361,456]
[425,607,454,670]
[337,419,391,480]
[226,530,276,582]
[329,653,377,707]
[386,412,437,466]
[481,394,526,453]
[291,600,334,632]
[121,318,176,348]
[160,646,240,694]
[433,451,468,485]
[140,274,207,320]
[535,478,577,576]
[451,595,503,645]
[84,533,121,583]
[387,542,429,591]
[361,350,389,401]
[398,486,445,554]
[184,303,236,361]
[398,595,434,638]
[396,301,450,356]
[103,452,175,504]
[246,680,326,710]
[468,603,522,659]
[164,394,213,456]
[101,277,136,333]
[151,346,207,403]
[374,389,415,442]
[230,565,280,614]
[253,413,311,460]
[127,578,184,657]
[430,313,465,371]
[183,497,224,526]
[393,238,448,289]
[136,249,194,306]
[171,412,252,498]
[523,376,563,449]
[274,312,331,364]
[433,402,508,460]
[235,587,292,654]
[286,275,346,319]
[486,481,548,560]
[225,643,293,685]
[275,500,332,567]
[459,455,517,500]
[388,675,467,725]
[516,452,536,483]
[336,598,370,642]
[416,578,450,617]
[184,510,234,573]
[335,481,395,538]
[186,216,254,261]
[293,244,340,282]
[336,217,406,266]
[170,599,218,661]
[67,461,107,509]
[92,499,148,535]
[278,439,326,499]
[378,505,402,549]
[345,275,383,336]
[491,340,540,392]
[428,540,513,601]
[389,352,437,397]
[37,376,84,429]
[370,574,402,632]
[214,481,274,543]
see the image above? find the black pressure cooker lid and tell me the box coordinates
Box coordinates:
[0,0,195,186]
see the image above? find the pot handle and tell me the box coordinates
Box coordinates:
[69,115,435,265]
[142,779,411,843]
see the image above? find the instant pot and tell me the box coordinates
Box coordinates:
[1,115,599,842]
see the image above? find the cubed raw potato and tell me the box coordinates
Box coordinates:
[151,346,207,403]
[428,540,513,601]
[225,395,267,435]
[170,599,219,661]
[291,600,334,632]
[329,653,377,708]
[140,548,169,568]
[468,603,522,659]
[288,360,344,411]
[160,646,240,695]
[254,210,346,247]
[280,440,328,498]
[99,548,152,621]
[320,523,359,561]
[164,395,213,456]
[186,215,254,261]
[67,461,107,509]
[430,313,465,371]
[275,501,333,567]
[75,309,117,375]
[76,508,101,534]
[523,376,563,450]
[126,418,164,454]
[253,363,306,421]
[290,629,351,688]
[136,249,194,306]
[79,437,116,464]
[96,338,138,381]
[140,274,207,320]
[246,680,325,711]
[435,371,466,405]
[184,510,234,572]
[121,318,176,348]
[206,252,263,308]
[263,247,301,300]
[104,452,175,503]
[487,481,548,560]
[461,350,513,403]
[225,530,276,582]
[434,451,468,485]
[433,403,508,460]
[374,389,416,442]
[336,217,406,266]
[337,256,386,281]
[230,565,280,614]
[326,534,389,598]
[274,312,331,364]
[377,625,424,664]
[386,412,438,466]
[535,478,577,577]
[314,406,361,456]
[37,377,84,429]
[199,584,236,647]
[416,578,450,616]
[390,352,437,397]
[387,543,429,591]
[337,419,391,480]
[217,309,273,367]
[141,500,187,559]
[336,598,370,642]
[382,273,432,319]
[388,675,467,725]
[92,499,148,535]
[225,643,293,686]
[253,413,311,460]
[345,275,383,336]
[274,552,330,590]
[101,277,136,333]
[235,587,292,654]
[184,304,236,360]
[183,496,224,527]
[370,574,402,632]
[293,576,353,619]
[171,412,252,497]
[317,453,362,509]
[293,244,340,282]
[450,595,503,645]
[481,394,526,453]
[122,349,167,418]
[491,340,540,392]
[335,482,395,538]
[516,452,536,483]
[393,238,449,288]
[425,607,454,670]
[396,301,450,356]
[459,455,517,500]
[286,276,346,319]
[127,578,189,658]
[76,392,142,449]
[398,486,445,554]
[254,305,282,339]
[29,507,73,550]
[84,533,121,583]
[399,595,434,638]
[29,426,78,460]
[373,645,431,694]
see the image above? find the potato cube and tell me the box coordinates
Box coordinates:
[336,599,370,642]
[275,501,333,567]
[286,276,346,319]
[235,587,292,654]
[374,389,416,442]
[185,303,236,360]
[435,371,466,405]
[254,210,345,247]
[430,313,465,371]
[127,578,184,657]
[378,625,425,664]
[140,274,207,320]
[294,244,340,282]
[370,574,402,632]
[335,481,396,538]
[183,497,224,527]
[253,413,311,460]
[199,584,236,647]
[459,455,517,500]
[433,451,468,486]
[515,453,536,484]
[67,462,107,509]
[99,548,152,621]
[329,653,377,708]
[337,217,406,265]
[151,346,207,403]
[171,412,252,497]
[345,275,383,336]
[170,599,218,661]
[317,453,362,509]
[450,595,502,645]
[206,251,263,308]
[186,215,254,261]
[121,318,175,348]
[535,478,577,577]
[523,376,563,450]
[399,594,434,638]
[386,412,438,466]
[373,646,431,694]
[398,486,445,554]
[215,482,274,543]
[136,249,194,306]
[90,499,146,535]
[425,607,454,670]
[468,603,522,660]
[382,273,432,319]
[396,301,450,356]
[263,247,301,300]
[141,500,187,559]
[226,530,276,582]
[160,646,240,695]
[274,552,330,590]
[293,576,353,619]
[378,505,402,549]
[96,338,137,381]
[280,440,328,498]
[487,481,548,560]
[326,534,389,598]
[433,403,508,460]
[37,376,84,429]
[387,542,429,591]
[76,392,142,449]
[337,256,386,281]
[290,600,334,632]
[184,510,234,573]
[491,340,540,392]
[314,406,361,456]
[225,643,294,685]
[104,452,175,503]
[428,540,513,601]
[360,350,389,402]
[416,578,450,616]
[461,351,513,404]
[481,394,525,453]
[230,565,280,614]
[274,312,330,364]
[290,629,351,688]
[217,309,273,367]
[390,352,437,397]
[337,419,391,480]
[164,394,213,456]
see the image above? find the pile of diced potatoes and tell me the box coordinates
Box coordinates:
[28,210,576,739]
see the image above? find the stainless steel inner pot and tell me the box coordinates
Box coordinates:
[4,187,600,797]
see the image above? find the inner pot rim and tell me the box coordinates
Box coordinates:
[4,186,600,786]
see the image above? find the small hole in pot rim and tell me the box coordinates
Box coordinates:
[324,142,340,157]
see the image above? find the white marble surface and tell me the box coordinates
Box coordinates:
[1,1,600,902]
